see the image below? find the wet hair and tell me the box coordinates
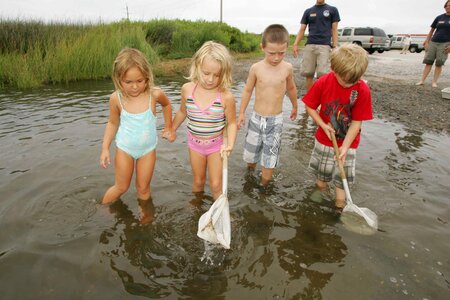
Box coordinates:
[261,24,289,47]
[331,44,369,84]
[112,48,154,97]
[188,41,233,90]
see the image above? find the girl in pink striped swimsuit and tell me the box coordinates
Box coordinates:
[172,41,237,200]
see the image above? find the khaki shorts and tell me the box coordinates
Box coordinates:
[423,41,449,67]
[308,140,356,189]
[300,44,331,78]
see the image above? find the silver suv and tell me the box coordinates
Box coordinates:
[338,27,389,54]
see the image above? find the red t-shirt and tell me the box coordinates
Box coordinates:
[302,72,373,148]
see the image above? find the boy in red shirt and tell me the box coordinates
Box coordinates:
[302,44,373,211]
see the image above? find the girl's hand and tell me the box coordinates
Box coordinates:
[162,127,176,142]
[322,123,336,141]
[220,144,233,157]
[100,150,110,168]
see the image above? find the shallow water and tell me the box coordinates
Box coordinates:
[0,79,449,300]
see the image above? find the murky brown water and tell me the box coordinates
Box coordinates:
[0,78,449,299]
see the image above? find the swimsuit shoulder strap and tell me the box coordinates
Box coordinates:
[217,91,222,104]
[117,91,124,109]
[190,84,198,98]
[149,90,153,107]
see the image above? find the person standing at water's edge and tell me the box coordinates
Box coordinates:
[302,44,372,212]
[237,24,298,186]
[171,41,237,201]
[293,0,340,92]
[100,48,175,208]
[416,0,450,88]
[400,34,411,54]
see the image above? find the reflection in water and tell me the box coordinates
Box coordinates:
[394,128,424,153]
[99,199,229,298]
[231,176,347,298]
[385,128,426,193]
[99,200,167,298]
[1,81,449,299]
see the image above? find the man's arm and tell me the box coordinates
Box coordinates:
[331,22,339,48]
[293,24,307,58]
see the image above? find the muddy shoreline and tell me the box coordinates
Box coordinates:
[232,51,450,134]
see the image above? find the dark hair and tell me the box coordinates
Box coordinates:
[445,0,450,7]
[262,24,289,47]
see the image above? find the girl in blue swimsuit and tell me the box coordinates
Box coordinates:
[100,48,175,208]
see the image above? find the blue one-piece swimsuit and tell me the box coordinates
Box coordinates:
[115,92,157,159]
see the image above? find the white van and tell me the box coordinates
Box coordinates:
[390,34,427,53]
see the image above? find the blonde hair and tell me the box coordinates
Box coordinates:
[331,44,368,84]
[262,24,289,47]
[188,41,233,90]
[112,48,154,97]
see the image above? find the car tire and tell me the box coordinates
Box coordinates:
[377,49,384,53]
[409,46,417,53]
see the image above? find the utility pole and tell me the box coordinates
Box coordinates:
[126,5,129,21]
[220,0,223,23]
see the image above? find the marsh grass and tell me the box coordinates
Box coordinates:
[0,19,266,88]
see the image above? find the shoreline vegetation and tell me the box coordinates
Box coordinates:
[0,19,302,88]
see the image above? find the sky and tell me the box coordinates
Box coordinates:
[1,0,447,35]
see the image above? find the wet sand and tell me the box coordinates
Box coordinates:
[232,50,450,134]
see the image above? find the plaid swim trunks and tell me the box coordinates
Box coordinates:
[243,112,283,168]
[308,139,356,189]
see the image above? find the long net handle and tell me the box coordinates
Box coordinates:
[222,127,228,195]
[330,132,346,180]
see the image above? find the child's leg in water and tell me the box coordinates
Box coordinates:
[102,149,134,204]
[206,152,223,200]
[138,197,155,224]
[247,162,257,171]
[135,150,156,200]
[189,149,207,195]
[316,179,327,190]
[335,187,346,209]
[261,167,274,186]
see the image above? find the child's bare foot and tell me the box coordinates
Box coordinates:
[138,198,155,224]
[190,191,205,207]
[431,82,438,88]
[415,81,424,86]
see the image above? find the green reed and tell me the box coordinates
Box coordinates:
[0,19,260,88]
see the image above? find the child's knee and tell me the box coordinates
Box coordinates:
[116,182,130,194]
[136,183,150,196]
[209,179,222,195]
[316,179,327,189]
[193,176,206,188]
